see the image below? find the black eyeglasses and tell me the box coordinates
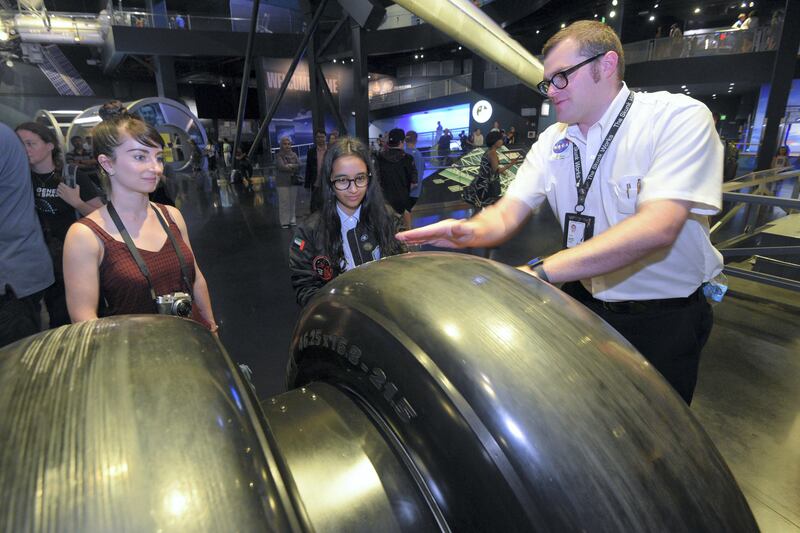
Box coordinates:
[331,173,369,191]
[537,52,605,96]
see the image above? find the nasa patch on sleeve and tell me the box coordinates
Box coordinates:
[312,255,333,281]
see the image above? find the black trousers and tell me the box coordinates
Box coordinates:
[561,281,713,404]
[0,289,43,348]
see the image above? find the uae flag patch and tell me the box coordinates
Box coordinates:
[293,237,306,251]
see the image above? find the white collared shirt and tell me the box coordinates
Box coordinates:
[506,83,724,301]
[337,204,380,271]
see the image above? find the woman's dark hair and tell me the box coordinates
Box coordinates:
[15,122,63,173]
[485,130,504,148]
[318,137,404,272]
[92,101,164,191]
[777,145,789,156]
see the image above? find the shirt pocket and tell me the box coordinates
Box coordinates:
[608,175,642,215]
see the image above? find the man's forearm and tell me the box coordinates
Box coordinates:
[542,200,689,283]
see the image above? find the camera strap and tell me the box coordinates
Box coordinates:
[106,202,193,303]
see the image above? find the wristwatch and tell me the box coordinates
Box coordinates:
[526,257,550,283]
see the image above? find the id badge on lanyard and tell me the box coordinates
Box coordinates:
[563,92,634,249]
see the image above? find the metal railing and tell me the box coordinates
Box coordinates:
[370,74,471,110]
[624,27,776,64]
[109,8,305,34]
[711,166,800,292]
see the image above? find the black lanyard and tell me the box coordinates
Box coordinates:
[107,202,193,303]
[571,92,635,213]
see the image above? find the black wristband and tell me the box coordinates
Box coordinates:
[532,264,549,283]
[526,257,549,283]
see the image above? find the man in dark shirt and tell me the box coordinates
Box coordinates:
[66,135,101,188]
[376,128,418,218]
[0,124,54,347]
[437,128,453,166]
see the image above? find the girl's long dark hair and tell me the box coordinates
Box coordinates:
[15,122,63,174]
[319,137,405,272]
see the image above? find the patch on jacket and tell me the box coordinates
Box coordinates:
[312,255,333,281]
[293,237,306,251]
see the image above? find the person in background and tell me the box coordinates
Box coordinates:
[66,135,97,172]
[289,137,406,306]
[772,145,790,169]
[222,138,232,168]
[472,128,484,147]
[0,123,54,347]
[62,103,217,331]
[434,121,443,145]
[731,13,746,29]
[376,128,418,221]
[235,148,252,184]
[275,136,301,228]
[398,20,723,405]
[305,129,327,213]
[490,120,501,132]
[462,130,519,209]
[205,141,217,175]
[328,130,340,146]
[437,128,453,166]
[405,131,426,210]
[459,130,471,152]
[507,126,517,146]
[15,122,103,328]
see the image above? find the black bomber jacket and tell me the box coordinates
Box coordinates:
[289,207,406,306]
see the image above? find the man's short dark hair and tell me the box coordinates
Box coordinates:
[388,128,405,146]
[314,129,327,137]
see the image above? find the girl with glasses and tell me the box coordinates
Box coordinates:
[289,137,406,306]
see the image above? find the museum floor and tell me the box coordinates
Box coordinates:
[176,171,799,532]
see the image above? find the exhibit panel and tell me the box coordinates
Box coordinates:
[0,254,757,532]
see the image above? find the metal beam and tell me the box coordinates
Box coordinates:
[719,246,800,258]
[351,19,368,141]
[723,192,800,210]
[316,14,348,58]
[724,266,800,292]
[232,0,262,176]
[315,62,347,134]
[391,0,543,90]
[247,0,330,161]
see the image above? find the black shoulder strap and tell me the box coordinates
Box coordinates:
[151,204,194,297]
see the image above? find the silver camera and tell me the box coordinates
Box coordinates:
[155,292,193,317]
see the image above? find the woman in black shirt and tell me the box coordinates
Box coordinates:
[15,122,103,327]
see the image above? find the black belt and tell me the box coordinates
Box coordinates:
[600,286,704,314]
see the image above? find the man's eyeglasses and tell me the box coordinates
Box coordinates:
[536,52,605,96]
[331,173,369,190]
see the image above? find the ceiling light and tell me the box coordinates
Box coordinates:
[654,3,659,7]
[414,54,418,59]
[740,2,746,6]
[694,7,701,14]
[681,85,686,88]
[609,10,616,18]
[333,58,336,63]
[561,22,566,28]
[458,46,462,50]
[649,15,655,21]
[221,82,226,87]
[612,0,618,5]
[350,58,354,62]
[594,13,598,18]
[5,59,13,67]
[730,82,735,86]
[686,91,690,94]
[421,54,424,58]
[712,94,716,97]
[749,1,754,6]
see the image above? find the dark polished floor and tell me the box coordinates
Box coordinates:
[176,170,799,532]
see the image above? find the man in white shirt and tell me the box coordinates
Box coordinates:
[397,20,723,404]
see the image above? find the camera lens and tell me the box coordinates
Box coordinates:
[174,299,192,317]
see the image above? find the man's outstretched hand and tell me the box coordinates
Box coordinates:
[395,219,475,248]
